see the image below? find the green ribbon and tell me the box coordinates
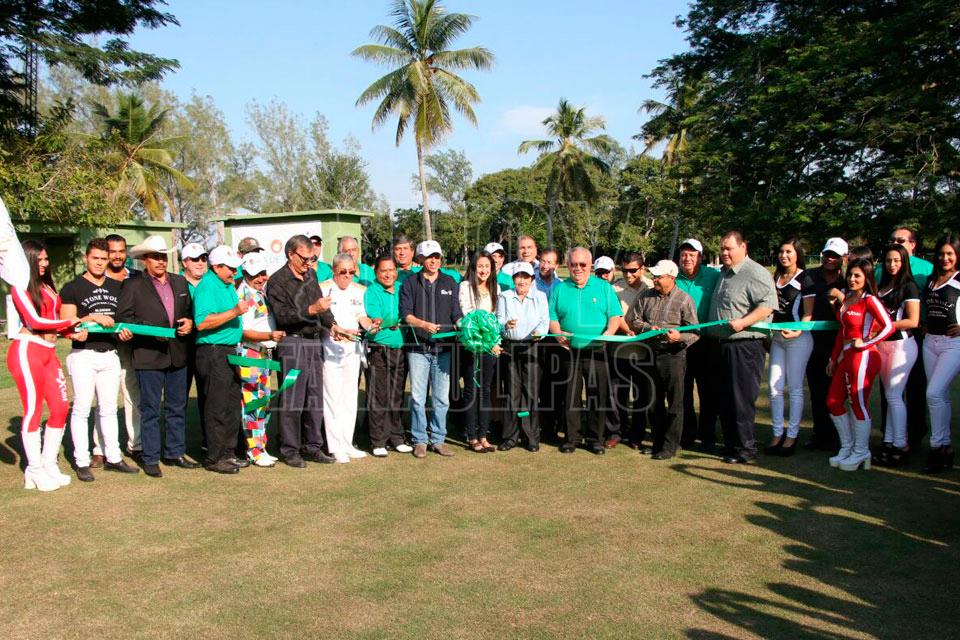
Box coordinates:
[752,320,839,331]
[517,411,531,418]
[78,321,175,339]
[228,354,282,371]
[244,369,301,411]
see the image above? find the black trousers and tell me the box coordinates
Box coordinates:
[537,338,569,442]
[185,340,208,450]
[502,341,542,446]
[681,338,718,447]
[365,345,406,449]
[275,336,326,459]
[608,348,652,444]
[651,350,686,455]
[565,347,610,447]
[718,339,766,458]
[195,344,242,465]
[806,331,839,447]
[462,351,497,441]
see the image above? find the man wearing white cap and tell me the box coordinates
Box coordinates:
[627,260,699,459]
[484,241,514,291]
[675,238,722,452]
[181,241,210,452]
[400,240,463,457]
[193,245,249,474]
[800,237,848,450]
[116,235,197,477]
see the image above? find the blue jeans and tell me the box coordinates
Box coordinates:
[136,367,188,464]
[407,350,451,445]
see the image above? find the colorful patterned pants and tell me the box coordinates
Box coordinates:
[238,347,274,460]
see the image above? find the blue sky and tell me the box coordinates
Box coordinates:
[129,0,691,210]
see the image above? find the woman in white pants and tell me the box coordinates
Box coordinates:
[922,235,960,474]
[766,237,814,456]
[320,254,380,463]
[874,244,920,467]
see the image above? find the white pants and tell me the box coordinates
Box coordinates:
[769,331,813,437]
[323,353,361,455]
[93,345,141,455]
[877,337,918,448]
[923,334,960,446]
[66,349,122,466]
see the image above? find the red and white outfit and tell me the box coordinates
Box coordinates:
[5,286,75,490]
[826,293,894,470]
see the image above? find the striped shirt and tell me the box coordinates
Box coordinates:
[627,286,700,350]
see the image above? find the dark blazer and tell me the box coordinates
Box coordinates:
[116,271,193,370]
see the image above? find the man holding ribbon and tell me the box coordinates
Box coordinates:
[549,246,622,455]
[116,235,197,478]
[627,260,699,460]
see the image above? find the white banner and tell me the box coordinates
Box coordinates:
[230,221,324,275]
[0,196,29,290]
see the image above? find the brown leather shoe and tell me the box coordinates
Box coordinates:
[413,444,428,458]
[90,454,105,468]
[430,443,455,457]
[604,436,621,449]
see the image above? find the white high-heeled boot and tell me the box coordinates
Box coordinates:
[41,426,71,486]
[829,412,854,468]
[840,418,872,471]
[23,430,59,491]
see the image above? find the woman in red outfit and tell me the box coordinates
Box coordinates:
[825,258,895,471]
[7,240,80,491]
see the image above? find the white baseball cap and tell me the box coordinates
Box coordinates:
[593,256,615,272]
[415,240,443,258]
[208,245,243,269]
[679,238,704,253]
[242,252,268,276]
[483,242,505,255]
[822,237,849,256]
[511,262,534,278]
[649,259,679,278]
[181,242,207,261]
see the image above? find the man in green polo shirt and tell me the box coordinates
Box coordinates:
[549,246,622,455]
[194,245,249,475]
[338,235,375,286]
[310,235,334,281]
[675,237,722,451]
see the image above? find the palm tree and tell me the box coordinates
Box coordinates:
[90,92,193,221]
[518,98,615,247]
[353,0,493,241]
[635,73,702,256]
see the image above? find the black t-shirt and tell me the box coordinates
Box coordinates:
[801,267,844,322]
[925,272,960,336]
[879,280,921,341]
[60,275,121,350]
[774,270,814,323]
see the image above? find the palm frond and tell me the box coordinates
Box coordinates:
[427,12,476,51]
[352,43,411,67]
[518,139,555,155]
[430,46,494,71]
[368,25,416,54]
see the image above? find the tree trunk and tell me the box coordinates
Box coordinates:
[416,140,433,241]
[545,200,555,248]
[668,178,685,258]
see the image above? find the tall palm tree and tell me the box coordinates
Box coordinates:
[90,92,193,220]
[635,73,702,256]
[353,0,493,241]
[518,98,615,247]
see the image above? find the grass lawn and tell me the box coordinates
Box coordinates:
[0,339,958,639]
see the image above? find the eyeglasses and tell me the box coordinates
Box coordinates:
[337,269,357,276]
[595,269,610,277]
[569,262,589,269]
[295,252,318,264]
[185,255,208,263]
[623,267,641,274]
[891,237,910,244]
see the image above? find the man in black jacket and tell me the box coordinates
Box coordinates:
[399,240,462,458]
[266,235,337,467]
[116,236,198,478]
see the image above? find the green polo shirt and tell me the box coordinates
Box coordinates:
[707,257,778,340]
[549,275,622,349]
[497,270,514,291]
[676,265,721,323]
[874,254,933,292]
[194,270,242,345]
[315,261,333,282]
[364,281,403,348]
[355,263,376,287]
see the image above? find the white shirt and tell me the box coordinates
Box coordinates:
[496,288,550,341]
[458,281,495,314]
[321,281,365,359]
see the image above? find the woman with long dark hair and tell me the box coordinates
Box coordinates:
[874,244,920,466]
[766,237,813,456]
[922,234,960,473]
[825,257,894,471]
[457,250,502,452]
[6,240,80,491]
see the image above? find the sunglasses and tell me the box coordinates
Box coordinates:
[569,262,589,269]
[890,237,910,244]
[295,252,318,264]
[424,253,442,260]
[595,269,611,276]
[337,269,357,276]
[623,267,641,274]
[185,255,208,263]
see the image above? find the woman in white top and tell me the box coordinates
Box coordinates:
[458,250,502,453]
[320,253,380,463]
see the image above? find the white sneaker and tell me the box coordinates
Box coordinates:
[372,447,388,458]
[261,452,279,463]
[253,456,276,468]
[347,448,367,459]
[334,453,350,464]
[394,444,413,453]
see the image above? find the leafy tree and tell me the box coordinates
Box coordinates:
[353,0,494,241]
[518,98,616,247]
[464,167,548,250]
[88,91,193,220]
[246,99,311,212]
[414,148,473,261]
[610,155,679,258]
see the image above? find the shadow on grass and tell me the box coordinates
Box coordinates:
[675,461,960,638]
[3,418,22,469]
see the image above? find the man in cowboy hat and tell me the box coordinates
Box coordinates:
[116,235,199,478]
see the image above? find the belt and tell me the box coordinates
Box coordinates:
[242,343,273,355]
[284,332,322,340]
[197,343,235,350]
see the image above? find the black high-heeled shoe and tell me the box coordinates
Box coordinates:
[873,442,895,466]
[943,445,954,470]
[924,446,945,474]
[778,439,797,457]
[764,434,786,455]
